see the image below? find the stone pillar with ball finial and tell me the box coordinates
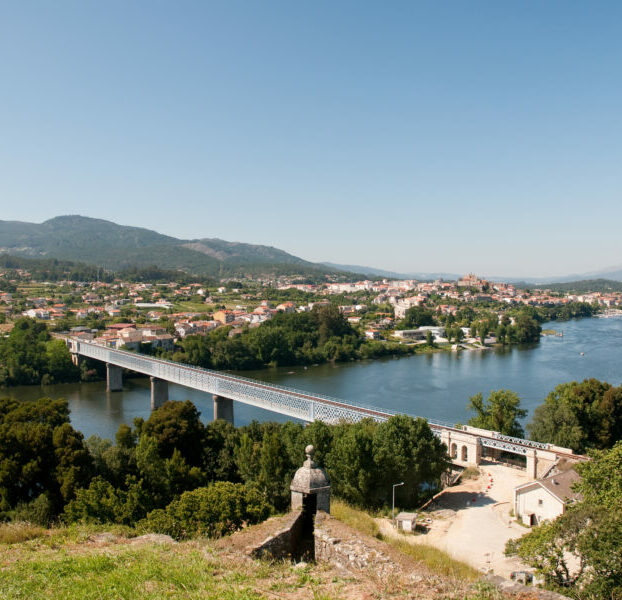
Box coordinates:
[290,444,331,514]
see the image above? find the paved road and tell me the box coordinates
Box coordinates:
[379,462,531,578]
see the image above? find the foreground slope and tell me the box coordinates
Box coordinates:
[0,519,510,600]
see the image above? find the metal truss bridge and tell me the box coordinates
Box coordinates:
[67,339,580,464]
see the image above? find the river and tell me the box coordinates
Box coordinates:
[3,316,622,440]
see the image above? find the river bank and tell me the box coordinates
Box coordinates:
[4,316,621,441]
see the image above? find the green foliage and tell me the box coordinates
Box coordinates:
[177,305,360,370]
[203,419,240,482]
[372,415,448,506]
[574,441,622,510]
[258,432,291,511]
[63,476,148,525]
[141,400,204,466]
[508,505,622,598]
[326,416,448,509]
[0,397,91,515]
[528,378,621,452]
[0,318,80,386]
[140,482,270,540]
[510,312,541,343]
[467,390,527,437]
[507,443,622,599]
[12,493,56,526]
[3,395,447,534]
[399,306,436,329]
[327,420,377,506]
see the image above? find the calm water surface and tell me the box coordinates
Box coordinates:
[5,316,622,440]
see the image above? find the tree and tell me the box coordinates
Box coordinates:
[467,390,527,437]
[507,443,622,599]
[478,321,488,345]
[371,415,448,507]
[512,313,541,343]
[63,475,148,525]
[235,432,261,485]
[203,419,240,482]
[45,339,80,383]
[574,441,622,511]
[528,379,616,453]
[505,505,590,589]
[53,423,93,502]
[141,400,205,466]
[402,306,435,329]
[326,420,377,506]
[0,397,90,514]
[313,304,353,345]
[258,431,290,510]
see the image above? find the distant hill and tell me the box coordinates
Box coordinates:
[0,216,345,279]
[532,279,622,293]
[321,262,461,281]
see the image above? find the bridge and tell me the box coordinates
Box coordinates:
[66,338,583,479]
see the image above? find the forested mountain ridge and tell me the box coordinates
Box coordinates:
[0,215,346,278]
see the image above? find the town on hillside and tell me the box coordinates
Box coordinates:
[1,268,619,355]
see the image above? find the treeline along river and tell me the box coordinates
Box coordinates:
[5,316,622,440]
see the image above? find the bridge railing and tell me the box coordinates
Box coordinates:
[68,338,555,451]
[70,339,400,424]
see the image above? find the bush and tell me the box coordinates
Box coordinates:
[12,493,55,526]
[140,481,270,540]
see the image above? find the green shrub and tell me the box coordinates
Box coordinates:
[140,481,271,540]
[12,493,55,526]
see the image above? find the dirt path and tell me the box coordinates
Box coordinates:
[378,462,532,578]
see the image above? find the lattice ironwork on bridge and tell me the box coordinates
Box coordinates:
[68,339,558,458]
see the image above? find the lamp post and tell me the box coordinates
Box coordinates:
[392,481,404,525]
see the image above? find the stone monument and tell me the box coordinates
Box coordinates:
[290,444,331,514]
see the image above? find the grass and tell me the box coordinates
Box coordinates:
[0,544,266,600]
[387,538,479,581]
[0,522,46,544]
[0,537,291,600]
[461,466,481,480]
[0,505,492,599]
[331,499,479,581]
[330,499,380,538]
[0,525,353,600]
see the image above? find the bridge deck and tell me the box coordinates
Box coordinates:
[68,339,581,460]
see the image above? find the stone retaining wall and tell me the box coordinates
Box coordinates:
[248,510,305,560]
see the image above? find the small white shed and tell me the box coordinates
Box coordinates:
[395,512,418,533]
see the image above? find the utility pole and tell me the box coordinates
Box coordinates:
[392,481,404,525]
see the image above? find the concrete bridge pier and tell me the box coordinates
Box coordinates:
[71,353,80,367]
[150,377,169,410]
[213,395,234,424]
[106,364,123,392]
[526,450,537,479]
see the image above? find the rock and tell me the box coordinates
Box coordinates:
[88,532,118,544]
[129,534,176,545]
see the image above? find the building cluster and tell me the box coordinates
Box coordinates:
[1,268,621,353]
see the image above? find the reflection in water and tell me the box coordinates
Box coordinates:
[4,316,622,440]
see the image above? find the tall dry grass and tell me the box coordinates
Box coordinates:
[331,498,479,581]
[0,522,46,544]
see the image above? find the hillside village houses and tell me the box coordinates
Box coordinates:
[4,270,622,356]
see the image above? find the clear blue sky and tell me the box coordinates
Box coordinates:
[1,1,621,278]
